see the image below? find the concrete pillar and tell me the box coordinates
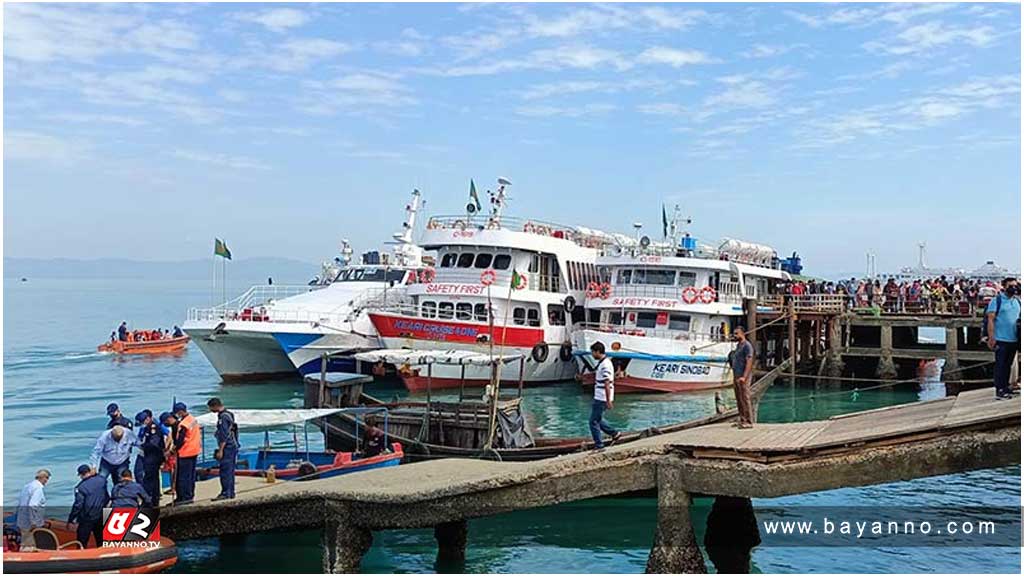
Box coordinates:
[876,324,898,379]
[646,465,706,574]
[787,301,797,379]
[825,317,845,377]
[704,496,760,574]
[322,518,373,573]
[941,326,961,382]
[434,520,468,569]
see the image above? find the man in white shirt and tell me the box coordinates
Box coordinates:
[16,469,50,549]
[589,342,621,449]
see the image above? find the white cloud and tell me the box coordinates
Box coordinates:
[915,101,962,120]
[520,81,605,100]
[521,5,707,38]
[264,38,351,72]
[217,89,247,103]
[864,21,996,55]
[637,47,713,67]
[514,103,617,118]
[173,148,270,170]
[5,131,91,165]
[742,44,794,59]
[637,103,687,117]
[51,113,148,126]
[437,45,629,77]
[297,72,417,115]
[238,8,310,33]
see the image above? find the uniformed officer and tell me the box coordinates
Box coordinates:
[106,403,133,431]
[206,397,239,501]
[132,410,152,486]
[171,402,200,505]
[110,469,152,508]
[137,411,165,505]
[68,465,109,547]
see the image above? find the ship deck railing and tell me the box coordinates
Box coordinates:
[186,286,409,325]
[577,322,731,345]
[425,214,615,250]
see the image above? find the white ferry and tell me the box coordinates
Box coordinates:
[184,191,428,380]
[366,178,616,392]
[573,210,791,393]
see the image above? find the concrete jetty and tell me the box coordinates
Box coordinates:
[160,388,1020,573]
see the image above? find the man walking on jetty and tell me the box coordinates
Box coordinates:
[987,277,1020,399]
[589,342,621,449]
[732,327,756,428]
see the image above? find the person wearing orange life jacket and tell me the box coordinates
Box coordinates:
[171,402,201,505]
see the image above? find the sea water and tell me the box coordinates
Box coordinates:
[3,277,1019,573]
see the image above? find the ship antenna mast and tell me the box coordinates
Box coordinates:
[488,177,511,227]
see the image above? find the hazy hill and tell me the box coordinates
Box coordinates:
[4,257,320,285]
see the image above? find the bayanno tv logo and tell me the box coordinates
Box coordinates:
[101,508,162,549]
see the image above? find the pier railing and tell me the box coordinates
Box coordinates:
[426,214,612,249]
[756,294,847,314]
[590,282,745,305]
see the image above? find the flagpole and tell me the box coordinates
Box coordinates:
[222,256,226,305]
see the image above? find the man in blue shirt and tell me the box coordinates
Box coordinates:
[69,465,109,547]
[986,277,1021,399]
[138,412,166,506]
[206,397,239,500]
[91,425,135,488]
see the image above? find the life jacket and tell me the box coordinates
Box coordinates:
[177,414,202,457]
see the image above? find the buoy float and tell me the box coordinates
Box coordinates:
[480,269,497,286]
[681,286,699,304]
[700,286,717,304]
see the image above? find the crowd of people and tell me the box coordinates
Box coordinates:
[11,399,238,551]
[783,275,1011,315]
[110,321,184,343]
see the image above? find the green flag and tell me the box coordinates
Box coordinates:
[469,179,482,211]
[511,268,527,290]
[214,238,232,260]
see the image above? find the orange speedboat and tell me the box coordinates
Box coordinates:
[98,335,190,355]
[3,519,178,574]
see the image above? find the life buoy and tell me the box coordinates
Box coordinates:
[531,342,549,363]
[563,295,576,313]
[700,286,717,304]
[682,286,699,304]
[559,342,574,362]
[598,282,613,299]
[586,281,601,299]
[480,269,496,286]
[418,267,436,284]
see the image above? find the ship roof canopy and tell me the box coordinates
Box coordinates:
[195,408,346,431]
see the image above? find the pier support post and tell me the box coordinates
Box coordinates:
[876,324,898,380]
[825,317,845,377]
[646,465,706,574]
[942,326,961,382]
[704,496,761,574]
[322,516,373,573]
[434,520,468,570]
[787,301,797,379]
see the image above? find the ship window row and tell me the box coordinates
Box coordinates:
[421,301,490,322]
[439,252,512,270]
[512,306,541,327]
[616,268,697,287]
[607,311,691,331]
[566,260,600,290]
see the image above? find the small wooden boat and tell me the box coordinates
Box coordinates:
[2,519,177,574]
[193,408,402,481]
[98,335,190,355]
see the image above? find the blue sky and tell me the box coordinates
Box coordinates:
[3,2,1020,276]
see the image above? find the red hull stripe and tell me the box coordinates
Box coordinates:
[370,313,545,348]
[579,372,729,393]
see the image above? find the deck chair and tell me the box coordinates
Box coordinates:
[31,528,83,550]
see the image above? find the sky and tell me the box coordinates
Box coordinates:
[3,2,1021,277]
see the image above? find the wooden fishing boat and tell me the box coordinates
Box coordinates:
[193,408,402,481]
[98,335,190,355]
[2,519,177,574]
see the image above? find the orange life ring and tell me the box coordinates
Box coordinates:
[681,286,699,304]
[598,282,613,299]
[419,267,436,284]
[586,281,601,299]
[700,286,717,304]
[480,269,497,286]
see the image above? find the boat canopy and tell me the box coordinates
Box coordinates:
[195,408,347,431]
[355,348,524,366]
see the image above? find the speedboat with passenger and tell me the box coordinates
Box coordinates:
[183,190,429,380]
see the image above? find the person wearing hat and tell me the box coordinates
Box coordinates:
[110,469,152,508]
[171,402,200,505]
[138,411,166,505]
[132,411,153,492]
[68,465,109,548]
[206,397,239,501]
[106,403,133,431]
[90,425,135,489]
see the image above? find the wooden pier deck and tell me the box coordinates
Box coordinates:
[161,388,1020,573]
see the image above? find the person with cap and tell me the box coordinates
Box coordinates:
[171,402,200,505]
[206,397,239,501]
[68,465,109,548]
[90,425,135,488]
[110,469,152,508]
[106,403,133,431]
[138,411,166,505]
[15,469,50,550]
[132,411,153,489]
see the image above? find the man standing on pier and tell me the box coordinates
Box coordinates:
[171,402,201,505]
[206,397,239,501]
[732,327,756,428]
[987,277,1020,400]
[588,342,621,449]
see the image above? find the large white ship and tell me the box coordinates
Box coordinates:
[183,190,427,381]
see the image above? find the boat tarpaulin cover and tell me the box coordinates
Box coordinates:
[495,405,535,448]
[354,348,524,366]
[195,408,346,431]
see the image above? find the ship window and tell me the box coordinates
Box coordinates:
[422,301,437,319]
[493,254,511,270]
[547,305,565,326]
[608,311,624,326]
[646,269,675,286]
[512,307,526,326]
[438,302,455,319]
[440,253,457,268]
[456,253,474,268]
[474,303,488,322]
[677,271,697,287]
[669,314,691,331]
[527,308,540,327]
[456,303,473,320]
[617,269,632,285]
[636,312,659,329]
[529,255,540,273]
[387,270,406,283]
[474,253,493,269]
[632,269,646,284]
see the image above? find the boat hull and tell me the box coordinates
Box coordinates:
[196,446,403,480]
[273,330,381,376]
[183,322,297,381]
[2,519,177,574]
[97,336,190,356]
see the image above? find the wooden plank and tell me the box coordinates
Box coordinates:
[942,396,1020,429]
[802,399,955,450]
[828,397,954,421]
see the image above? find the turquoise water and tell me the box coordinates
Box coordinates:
[3,278,1020,573]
